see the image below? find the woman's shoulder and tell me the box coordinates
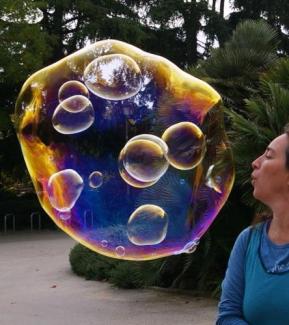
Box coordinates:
[234,221,266,252]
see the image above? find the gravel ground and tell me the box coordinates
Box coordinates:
[0,231,218,325]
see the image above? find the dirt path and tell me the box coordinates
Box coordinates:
[0,231,217,325]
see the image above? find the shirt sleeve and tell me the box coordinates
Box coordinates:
[216,226,252,325]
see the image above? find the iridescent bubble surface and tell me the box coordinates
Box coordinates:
[15,39,234,260]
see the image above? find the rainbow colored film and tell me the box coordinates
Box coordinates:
[15,40,234,260]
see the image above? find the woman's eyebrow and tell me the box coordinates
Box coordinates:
[266,147,275,153]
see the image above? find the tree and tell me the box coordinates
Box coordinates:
[141,0,230,67]
[190,20,279,111]
[227,58,289,211]
[229,0,289,55]
[37,0,152,64]
[0,0,51,109]
[0,0,51,196]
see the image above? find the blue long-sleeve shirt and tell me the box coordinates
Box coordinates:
[216,221,289,324]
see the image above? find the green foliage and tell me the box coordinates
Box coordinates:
[69,244,117,280]
[69,244,164,289]
[226,59,289,209]
[190,20,279,109]
[230,0,289,55]
[143,0,228,66]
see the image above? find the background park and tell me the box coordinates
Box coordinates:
[1,0,289,322]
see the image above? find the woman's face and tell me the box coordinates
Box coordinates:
[251,134,289,205]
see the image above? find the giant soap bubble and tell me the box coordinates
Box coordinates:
[15,40,234,260]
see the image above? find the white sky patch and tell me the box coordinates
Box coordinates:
[208,0,233,18]
[99,58,123,85]
[281,25,289,35]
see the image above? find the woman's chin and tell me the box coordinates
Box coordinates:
[252,188,260,200]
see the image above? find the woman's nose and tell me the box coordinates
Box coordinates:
[251,156,261,169]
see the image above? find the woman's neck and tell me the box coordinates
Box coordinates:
[268,214,289,245]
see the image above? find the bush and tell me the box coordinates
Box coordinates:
[69,243,164,288]
[69,244,117,280]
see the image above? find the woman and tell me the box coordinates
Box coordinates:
[216,125,289,325]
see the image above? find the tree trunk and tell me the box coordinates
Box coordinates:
[212,0,216,12]
[183,1,200,66]
[220,0,225,17]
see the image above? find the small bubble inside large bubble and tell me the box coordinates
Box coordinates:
[127,204,168,246]
[52,97,95,134]
[101,240,108,248]
[115,246,125,256]
[58,80,89,102]
[162,122,206,170]
[47,169,84,212]
[83,54,142,100]
[120,135,169,183]
[118,153,158,188]
[89,171,103,189]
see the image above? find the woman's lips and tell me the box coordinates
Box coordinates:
[251,174,257,185]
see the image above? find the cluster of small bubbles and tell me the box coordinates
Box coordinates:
[83,54,143,100]
[47,169,84,212]
[127,204,168,246]
[58,80,89,102]
[115,245,126,257]
[119,134,169,187]
[88,171,103,189]
[52,96,95,134]
[162,122,206,170]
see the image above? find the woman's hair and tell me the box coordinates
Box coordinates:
[252,123,289,224]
